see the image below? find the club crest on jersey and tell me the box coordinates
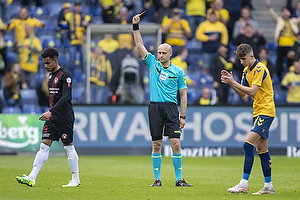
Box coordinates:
[62,134,68,140]
[66,77,72,87]
[54,77,59,84]
[159,71,168,81]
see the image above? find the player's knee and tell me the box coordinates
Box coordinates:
[256,147,268,153]
[243,142,254,151]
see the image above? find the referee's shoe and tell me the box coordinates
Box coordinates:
[150,179,162,187]
[176,179,193,187]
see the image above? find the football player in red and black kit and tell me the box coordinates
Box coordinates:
[16,47,80,188]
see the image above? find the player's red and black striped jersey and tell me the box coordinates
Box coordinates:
[48,67,75,122]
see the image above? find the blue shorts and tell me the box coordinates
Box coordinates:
[251,115,274,139]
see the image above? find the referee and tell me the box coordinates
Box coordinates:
[132,13,192,187]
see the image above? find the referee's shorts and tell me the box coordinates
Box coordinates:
[148,101,181,141]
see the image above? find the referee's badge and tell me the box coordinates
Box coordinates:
[159,71,168,81]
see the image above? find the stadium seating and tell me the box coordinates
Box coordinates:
[6,51,18,68]
[35,72,46,86]
[30,6,49,18]
[4,32,15,51]
[229,41,237,51]
[143,87,150,104]
[185,38,202,55]
[72,84,85,104]
[10,3,21,19]
[42,38,62,49]
[2,106,22,114]
[0,1,290,106]
[90,39,99,50]
[47,2,63,19]
[273,85,287,105]
[187,53,202,72]
[199,74,213,86]
[92,16,103,24]
[58,54,69,68]
[36,19,56,37]
[272,75,281,86]
[187,87,201,105]
[142,35,156,49]
[100,87,113,104]
[20,89,38,105]
[268,42,278,51]
[227,88,241,105]
[40,106,50,113]
[82,6,91,15]
[74,68,85,83]
[92,6,102,17]
[0,89,3,101]
[22,104,43,114]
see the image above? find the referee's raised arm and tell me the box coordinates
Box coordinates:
[132,14,148,59]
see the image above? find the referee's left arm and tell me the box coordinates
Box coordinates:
[179,88,187,128]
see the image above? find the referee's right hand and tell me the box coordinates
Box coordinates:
[132,14,140,24]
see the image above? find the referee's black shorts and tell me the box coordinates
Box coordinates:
[148,101,181,141]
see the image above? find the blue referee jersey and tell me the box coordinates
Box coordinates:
[144,53,187,104]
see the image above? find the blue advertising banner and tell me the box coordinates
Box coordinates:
[73,106,300,148]
[0,106,299,154]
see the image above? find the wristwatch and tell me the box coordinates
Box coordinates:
[180,115,186,119]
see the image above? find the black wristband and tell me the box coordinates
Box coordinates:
[180,115,186,119]
[133,23,139,31]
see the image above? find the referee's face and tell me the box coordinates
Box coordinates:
[158,44,172,63]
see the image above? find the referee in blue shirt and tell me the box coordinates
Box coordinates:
[132,13,192,187]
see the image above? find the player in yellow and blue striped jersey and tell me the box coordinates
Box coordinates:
[221,43,276,195]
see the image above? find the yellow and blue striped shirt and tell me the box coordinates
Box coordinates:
[241,59,276,117]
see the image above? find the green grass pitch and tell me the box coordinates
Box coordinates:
[0,155,299,200]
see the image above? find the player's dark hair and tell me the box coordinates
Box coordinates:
[234,44,253,58]
[41,47,59,59]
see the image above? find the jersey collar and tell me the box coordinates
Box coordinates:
[161,61,172,70]
[249,59,259,71]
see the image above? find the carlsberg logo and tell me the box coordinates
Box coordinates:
[0,116,39,148]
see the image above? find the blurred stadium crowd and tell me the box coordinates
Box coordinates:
[0,0,300,114]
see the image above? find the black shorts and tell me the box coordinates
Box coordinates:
[148,102,181,141]
[42,120,74,144]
